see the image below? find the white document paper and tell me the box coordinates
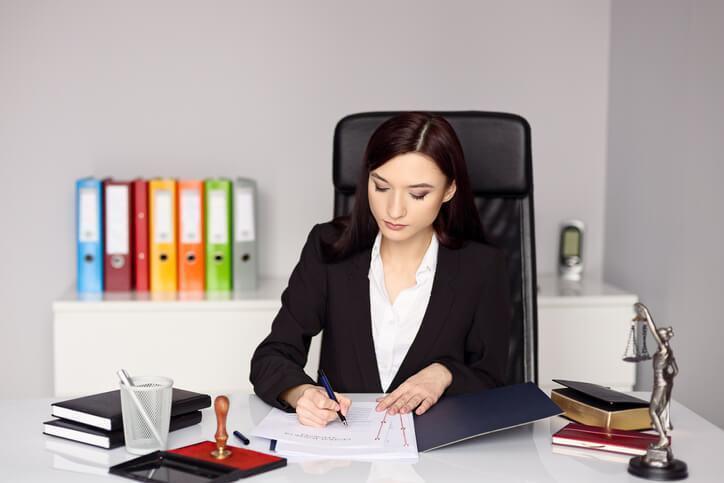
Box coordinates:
[251,402,390,449]
[275,410,418,461]
[251,398,418,461]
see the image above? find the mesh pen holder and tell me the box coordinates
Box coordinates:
[120,376,173,455]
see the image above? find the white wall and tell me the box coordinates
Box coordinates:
[0,0,612,398]
[605,0,724,428]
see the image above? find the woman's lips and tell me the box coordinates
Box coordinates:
[385,221,407,230]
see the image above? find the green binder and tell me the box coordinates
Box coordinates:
[204,179,233,290]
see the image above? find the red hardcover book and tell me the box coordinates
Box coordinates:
[103,179,133,291]
[132,179,149,291]
[552,422,669,456]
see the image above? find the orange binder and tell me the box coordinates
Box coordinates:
[149,179,177,292]
[177,180,205,291]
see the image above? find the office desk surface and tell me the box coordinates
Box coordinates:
[3,392,722,482]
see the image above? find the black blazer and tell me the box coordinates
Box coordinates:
[250,222,513,411]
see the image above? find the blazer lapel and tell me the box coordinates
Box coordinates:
[346,248,384,393]
[387,243,460,390]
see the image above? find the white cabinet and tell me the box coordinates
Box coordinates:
[52,279,322,397]
[536,274,638,392]
[52,275,638,397]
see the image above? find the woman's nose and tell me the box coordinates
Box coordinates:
[387,192,406,219]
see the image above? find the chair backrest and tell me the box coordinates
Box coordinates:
[332,111,538,385]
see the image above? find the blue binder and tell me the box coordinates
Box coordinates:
[414,382,563,452]
[76,178,104,292]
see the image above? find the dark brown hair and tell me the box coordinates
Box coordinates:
[321,111,485,263]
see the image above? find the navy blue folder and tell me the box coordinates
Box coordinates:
[414,382,563,452]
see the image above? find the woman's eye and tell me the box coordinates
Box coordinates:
[374,184,427,201]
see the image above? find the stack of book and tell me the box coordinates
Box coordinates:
[43,388,211,449]
[550,379,651,431]
[550,380,664,459]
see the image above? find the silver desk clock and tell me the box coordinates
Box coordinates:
[558,220,584,281]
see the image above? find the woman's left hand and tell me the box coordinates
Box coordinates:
[375,363,453,416]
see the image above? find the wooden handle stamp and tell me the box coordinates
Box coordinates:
[210,395,232,459]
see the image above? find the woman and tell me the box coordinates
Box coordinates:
[250,112,512,428]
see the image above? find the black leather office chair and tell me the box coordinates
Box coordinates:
[332,111,538,385]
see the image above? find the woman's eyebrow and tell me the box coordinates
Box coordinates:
[370,172,435,189]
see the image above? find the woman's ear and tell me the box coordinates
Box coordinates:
[443,180,457,203]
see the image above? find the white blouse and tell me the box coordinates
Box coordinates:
[368,231,439,392]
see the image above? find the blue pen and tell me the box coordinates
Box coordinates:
[233,430,250,445]
[318,369,348,426]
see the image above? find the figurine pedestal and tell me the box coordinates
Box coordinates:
[628,452,688,480]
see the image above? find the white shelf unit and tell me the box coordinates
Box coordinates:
[53,275,637,397]
[537,274,638,392]
[52,278,322,397]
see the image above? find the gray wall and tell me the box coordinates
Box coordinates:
[0,0,612,399]
[605,0,724,428]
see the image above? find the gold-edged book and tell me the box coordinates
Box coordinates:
[551,388,652,431]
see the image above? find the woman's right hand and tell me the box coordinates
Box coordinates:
[282,384,351,427]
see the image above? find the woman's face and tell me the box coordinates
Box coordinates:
[368,152,456,243]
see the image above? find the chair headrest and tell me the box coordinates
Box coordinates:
[333,111,532,196]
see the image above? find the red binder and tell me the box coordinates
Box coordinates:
[103,179,133,291]
[132,179,150,291]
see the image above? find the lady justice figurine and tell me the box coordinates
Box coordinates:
[626,302,688,480]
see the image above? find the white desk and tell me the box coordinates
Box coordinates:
[4,392,723,482]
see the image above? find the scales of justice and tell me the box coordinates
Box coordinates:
[622,302,688,480]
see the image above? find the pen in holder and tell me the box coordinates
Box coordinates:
[117,369,173,455]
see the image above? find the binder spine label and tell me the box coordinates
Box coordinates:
[153,189,174,243]
[106,185,129,254]
[235,188,255,242]
[79,188,100,242]
[180,188,202,244]
[208,189,229,244]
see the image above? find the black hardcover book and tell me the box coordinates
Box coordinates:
[551,379,649,409]
[51,388,211,431]
[43,410,203,449]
